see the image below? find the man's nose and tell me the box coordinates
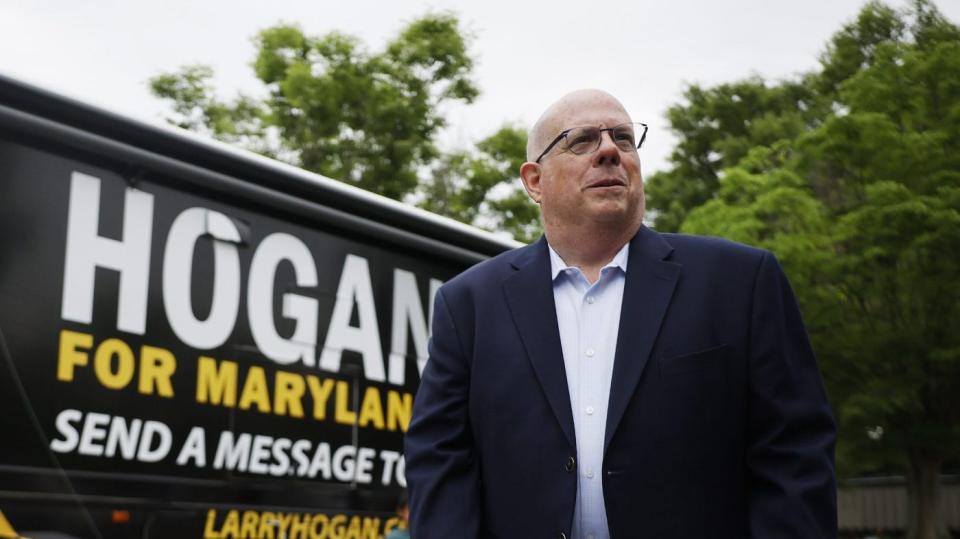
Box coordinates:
[593,133,621,166]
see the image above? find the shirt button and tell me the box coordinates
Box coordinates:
[585,348,595,357]
[585,470,594,479]
[586,296,595,304]
[585,406,594,415]
[587,535,595,539]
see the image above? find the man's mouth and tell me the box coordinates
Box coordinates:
[586,178,626,189]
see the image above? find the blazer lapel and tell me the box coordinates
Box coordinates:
[502,238,576,449]
[604,226,680,452]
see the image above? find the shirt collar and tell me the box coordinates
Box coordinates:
[548,241,630,281]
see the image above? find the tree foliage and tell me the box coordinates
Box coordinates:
[659,1,960,536]
[149,65,268,150]
[419,126,541,243]
[151,15,478,201]
[646,77,825,231]
[150,14,539,241]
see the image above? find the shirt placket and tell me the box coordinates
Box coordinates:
[563,270,587,539]
[578,274,606,539]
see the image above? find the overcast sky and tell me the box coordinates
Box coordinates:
[3,0,958,177]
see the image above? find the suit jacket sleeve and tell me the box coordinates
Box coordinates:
[746,251,838,537]
[404,287,481,539]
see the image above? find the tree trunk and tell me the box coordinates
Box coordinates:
[905,450,944,539]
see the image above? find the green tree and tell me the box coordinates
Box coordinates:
[419,126,541,243]
[658,2,960,537]
[645,77,826,231]
[148,65,266,143]
[151,14,478,200]
[150,14,540,242]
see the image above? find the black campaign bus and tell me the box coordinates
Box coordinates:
[0,74,516,539]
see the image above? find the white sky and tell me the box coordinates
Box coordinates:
[2,0,958,177]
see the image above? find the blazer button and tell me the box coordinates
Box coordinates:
[558,533,568,539]
[564,456,575,472]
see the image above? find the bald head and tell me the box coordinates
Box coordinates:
[526,89,632,163]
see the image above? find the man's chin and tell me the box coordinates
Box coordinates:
[589,210,635,228]
[586,200,643,224]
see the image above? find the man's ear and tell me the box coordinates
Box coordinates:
[519,162,543,204]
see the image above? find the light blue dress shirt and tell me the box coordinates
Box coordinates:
[548,242,629,539]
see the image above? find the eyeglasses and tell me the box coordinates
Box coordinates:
[534,122,648,163]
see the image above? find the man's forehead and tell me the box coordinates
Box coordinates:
[542,91,631,131]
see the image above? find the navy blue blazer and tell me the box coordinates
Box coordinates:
[405,226,837,539]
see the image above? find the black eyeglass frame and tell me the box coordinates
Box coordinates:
[534,122,648,164]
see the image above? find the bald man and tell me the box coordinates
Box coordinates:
[404,90,837,539]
